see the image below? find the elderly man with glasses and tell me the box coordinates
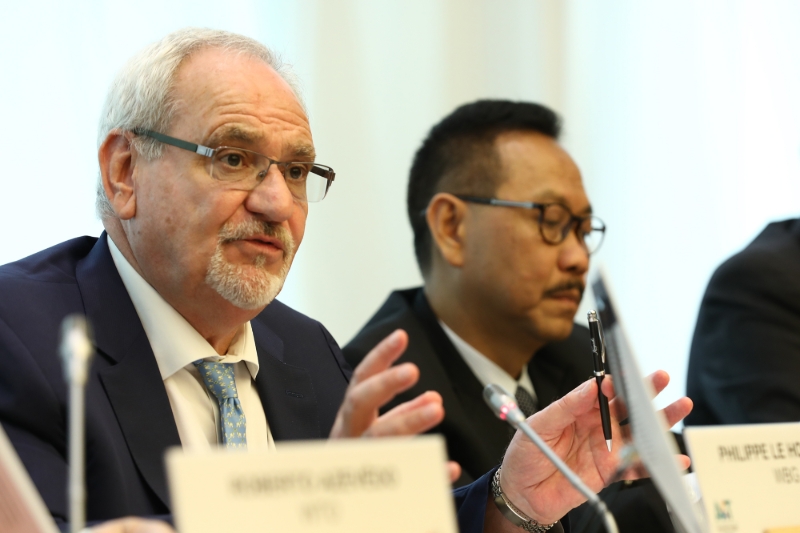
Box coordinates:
[0,28,448,529]
[0,31,691,533]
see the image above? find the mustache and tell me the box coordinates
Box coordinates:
[542,279,585,299]
[218,219,294,251]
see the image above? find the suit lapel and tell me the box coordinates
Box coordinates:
[76,234,180,509]
[251,319,322,441]
[411,291,512,466]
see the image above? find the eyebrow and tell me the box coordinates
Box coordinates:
[534,189,593,215]
[206,126,316,161]
[206,125,262,148]
[288,143,316,161]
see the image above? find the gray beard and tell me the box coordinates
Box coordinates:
[204,220,295,310]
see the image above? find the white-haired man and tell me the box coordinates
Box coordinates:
[0,28,691,533]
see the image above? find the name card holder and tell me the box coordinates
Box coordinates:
[167,435,458,533]
[684,423,800,533]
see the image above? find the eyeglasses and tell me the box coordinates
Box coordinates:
[132,129,335,202]
[455,195,606,254]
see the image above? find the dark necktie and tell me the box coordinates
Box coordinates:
[515,385,538,418]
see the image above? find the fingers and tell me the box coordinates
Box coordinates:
[606,370,670,421]
[90,517,176,533]
[447,461,462,484]
[363,391,444,437]
[350,330,408,386]
[601,370,669,401]
[329,330,418,439]
[330,361,420,438]
[661,397,693,428]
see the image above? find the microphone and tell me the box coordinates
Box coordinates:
[59,315,94,533]
[483,384,619,533]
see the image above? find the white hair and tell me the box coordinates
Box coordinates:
[95,27,303,220]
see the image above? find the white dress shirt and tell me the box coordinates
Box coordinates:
[108,237,275,452]
[439,320,538,404]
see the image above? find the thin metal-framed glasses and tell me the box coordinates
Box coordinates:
[132,129,336,202]
[455,195,606,254]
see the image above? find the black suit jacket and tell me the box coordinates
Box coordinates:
[0,234,351,524]
[345,288,680,533]
[687,218,800,425]
[342,288,594,486]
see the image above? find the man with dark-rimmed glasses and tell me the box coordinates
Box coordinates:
[344,100,676,532]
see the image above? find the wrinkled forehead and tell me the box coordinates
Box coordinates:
[167,47,313,152]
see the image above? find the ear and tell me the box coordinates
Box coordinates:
[98,130,137,220]
[426,193,468,269]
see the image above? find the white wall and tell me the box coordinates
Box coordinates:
[564,1,800,408]
[2,1,798,411]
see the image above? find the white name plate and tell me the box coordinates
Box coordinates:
[684,423,800,533]
[166,435,458,533]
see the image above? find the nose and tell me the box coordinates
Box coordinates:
[243,165,296,222]
[558,226,590,275]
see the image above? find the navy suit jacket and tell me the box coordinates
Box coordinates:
[0,234,352,523]
[0,234,496,530]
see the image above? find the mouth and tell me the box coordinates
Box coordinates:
[544,289,582,305]
[238,234,285,252]
[542,281,585,305]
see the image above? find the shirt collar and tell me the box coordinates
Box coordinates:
[107,237,260,381]
[438,319,536,400]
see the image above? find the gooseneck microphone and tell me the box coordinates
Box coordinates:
[483,384,619,533]
[59,315,94,533]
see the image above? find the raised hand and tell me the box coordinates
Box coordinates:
[329,329,445,439]
[492,370,692,528]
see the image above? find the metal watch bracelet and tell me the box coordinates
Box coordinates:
[491,468,559,533]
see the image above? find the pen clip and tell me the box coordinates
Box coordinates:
[596,315,606,365]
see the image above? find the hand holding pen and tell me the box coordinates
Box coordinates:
[587,310,613,452]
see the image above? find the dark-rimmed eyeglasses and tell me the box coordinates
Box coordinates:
[455,195,606,254]
[132,129,335,202]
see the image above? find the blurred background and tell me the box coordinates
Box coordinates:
[1,0,799,412]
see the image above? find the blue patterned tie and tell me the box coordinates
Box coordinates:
[193,361,247,449]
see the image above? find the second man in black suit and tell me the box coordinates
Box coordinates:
[344,100,601,484]
[344,100,682,532]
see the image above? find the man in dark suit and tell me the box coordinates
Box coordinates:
[0,28,446,531]
[345,288,591,486]
[344,100,681,531]
[345,100,602,485]
[686,218,800,425]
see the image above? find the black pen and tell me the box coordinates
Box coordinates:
[587,310,613,452]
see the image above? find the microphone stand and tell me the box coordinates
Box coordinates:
[483,384,619,533]
[59,316,94,533]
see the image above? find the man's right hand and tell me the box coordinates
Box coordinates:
[488,370,693,531]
